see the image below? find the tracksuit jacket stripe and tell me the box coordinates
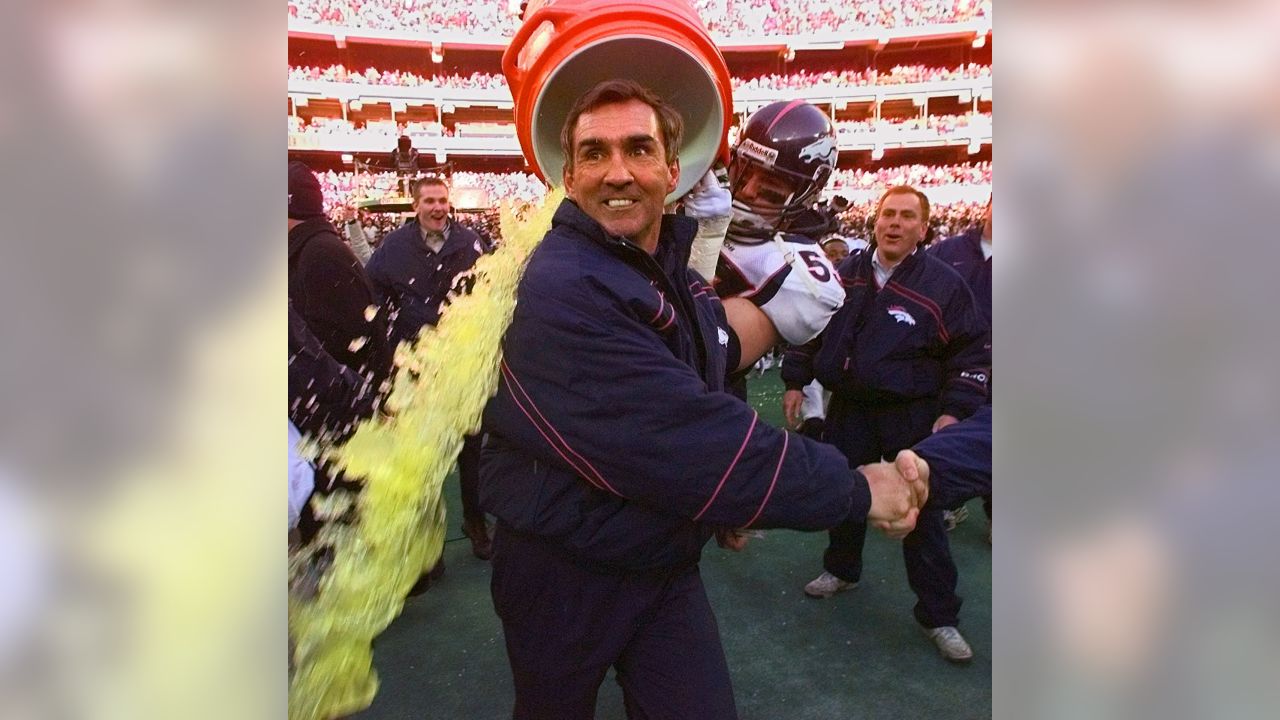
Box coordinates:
[744,431,789,529]
[693,411,759,521]
[500,360,621,497]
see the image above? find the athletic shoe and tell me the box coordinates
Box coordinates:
[803,571,857,598]
[943,505,970,531]
[921,625,974,663]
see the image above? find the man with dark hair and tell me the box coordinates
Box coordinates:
[782,184,990,663]
[820,234,852,265]
[480,79,928,719]
[366,176,495,560]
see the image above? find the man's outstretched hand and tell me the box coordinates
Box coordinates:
[715,528,751,552]
[862,450,930,539]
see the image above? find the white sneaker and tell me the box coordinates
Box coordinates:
[943,505,970,531]
[803,571,857,598]
[921,625,974,663]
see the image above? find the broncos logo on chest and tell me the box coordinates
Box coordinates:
[886,305,917,326]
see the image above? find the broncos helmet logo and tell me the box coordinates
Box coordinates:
[797,136,837,169]
[886,305,917,326]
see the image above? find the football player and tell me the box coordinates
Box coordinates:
[683,100,846,376]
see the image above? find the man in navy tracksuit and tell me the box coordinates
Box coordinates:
[928,200,991,327]
[782,185,990,662]
[929,198,993,527]
[480,80,926,720]
[366,176,495,560]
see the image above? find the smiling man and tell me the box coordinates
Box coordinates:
[479,80,929,719]
[367,176,490,348]
[782,185,991,662]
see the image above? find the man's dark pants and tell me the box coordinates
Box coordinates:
[490,526,738,720]
[821,396,962,629]
[457,433,485,528]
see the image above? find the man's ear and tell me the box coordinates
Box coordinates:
[666,157,680,195]
[562,161,576,199]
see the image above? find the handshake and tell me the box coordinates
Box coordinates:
[717,450,930,551]
[863,450,930,539]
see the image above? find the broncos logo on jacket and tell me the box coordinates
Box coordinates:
[782,248,990,417]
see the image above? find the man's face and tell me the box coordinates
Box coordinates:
[874,192,927,263]
[983,197,992,239]
[732,164,797,224]
[414,183,450,232]
[563,99,679,252]
[823,240,850,265]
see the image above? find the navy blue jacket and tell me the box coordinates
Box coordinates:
[480,199,869,573]
[782,248,990,419]
[914,405,992,510]
[366,218,490,348]
[928,227,991,325]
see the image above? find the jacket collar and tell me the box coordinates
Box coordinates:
[552,198,698,268]
[858,244,922,275]
[392,218,467,257]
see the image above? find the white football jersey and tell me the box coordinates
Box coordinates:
[714,233,845,345]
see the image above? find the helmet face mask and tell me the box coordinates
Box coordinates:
[727,101,837,237]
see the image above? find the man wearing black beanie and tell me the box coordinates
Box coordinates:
[287,161,390,392]
[288,161,394,544]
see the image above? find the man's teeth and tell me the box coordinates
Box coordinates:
[606,199,635,208]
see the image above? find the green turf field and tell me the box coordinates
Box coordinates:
[355,368,991,719]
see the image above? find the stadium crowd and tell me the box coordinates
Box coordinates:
[288,63,990,92]
[830,161,991,190]
[310,163,991,218]
[830,197,987,241]
[835,112,991,136]
[289,0,991,35]
[288,0,520,34]
[309,167,987,251]
[734,63,990,91]
[289,116,990,144]
[289,118,504,139]
[289,66,508,89]
[315,170,545,216]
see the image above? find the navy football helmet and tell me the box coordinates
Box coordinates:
[729,100,838,236]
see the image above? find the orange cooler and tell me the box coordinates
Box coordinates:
[503,0,733,201]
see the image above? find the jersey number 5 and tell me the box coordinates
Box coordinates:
[798,250,832,282]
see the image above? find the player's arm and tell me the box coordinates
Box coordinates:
[721,297,780,371]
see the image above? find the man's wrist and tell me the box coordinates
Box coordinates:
[844,469,872,525]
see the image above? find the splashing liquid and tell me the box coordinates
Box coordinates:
[288,190,562,720]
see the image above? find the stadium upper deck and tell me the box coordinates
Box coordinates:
[287,0,992,207]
